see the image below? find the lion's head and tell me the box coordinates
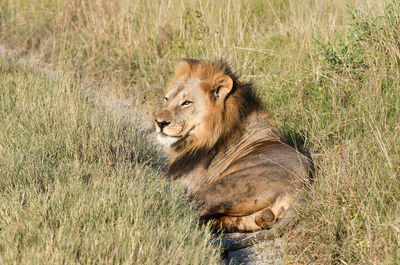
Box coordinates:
[155,59,260,157]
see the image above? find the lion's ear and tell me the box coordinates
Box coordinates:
[213,75,233,101]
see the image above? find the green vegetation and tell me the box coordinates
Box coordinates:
[0,0,399,264]
[0,61,219,264]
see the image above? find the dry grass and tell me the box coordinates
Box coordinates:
[0,0,399,264]
[0,60,220,264]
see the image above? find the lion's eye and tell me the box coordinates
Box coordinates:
[163,96,168,102]
[181,100,192,106]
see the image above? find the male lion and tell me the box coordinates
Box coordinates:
[155,59,310,249]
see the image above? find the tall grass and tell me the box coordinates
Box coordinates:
[0,60,220,264]
[0,0,399,263]
[0,0,354,103]
[284,3,400,263]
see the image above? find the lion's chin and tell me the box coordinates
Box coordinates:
[156,134,179,147]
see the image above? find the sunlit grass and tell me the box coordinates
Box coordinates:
[0,60,220,264]
[0,0,399,263]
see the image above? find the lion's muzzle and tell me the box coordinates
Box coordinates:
[155,119,170,132]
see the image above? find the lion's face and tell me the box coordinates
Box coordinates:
[155,76,209,147]
[155,61,234,152]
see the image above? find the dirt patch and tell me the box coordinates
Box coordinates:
[221,233,283,265]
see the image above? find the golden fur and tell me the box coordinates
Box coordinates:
[155,59,310,249]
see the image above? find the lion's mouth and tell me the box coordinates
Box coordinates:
[159,132,181,138]
[159,126,195,139]
[157,127,195,147]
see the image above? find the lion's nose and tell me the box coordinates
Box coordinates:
[155,119,171,130]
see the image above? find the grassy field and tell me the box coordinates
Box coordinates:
[0,60,220,264]
[0,0,399,264]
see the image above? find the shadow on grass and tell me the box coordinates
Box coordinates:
[282,129,315,183]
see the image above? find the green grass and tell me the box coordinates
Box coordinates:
[0,60,220,264]
[0,0,399,264]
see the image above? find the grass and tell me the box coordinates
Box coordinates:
[0,0,399,264]
[0,60,220,264]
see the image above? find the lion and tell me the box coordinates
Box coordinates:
[154,59,311,250]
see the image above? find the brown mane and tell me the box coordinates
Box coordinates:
[167,59,263,168]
